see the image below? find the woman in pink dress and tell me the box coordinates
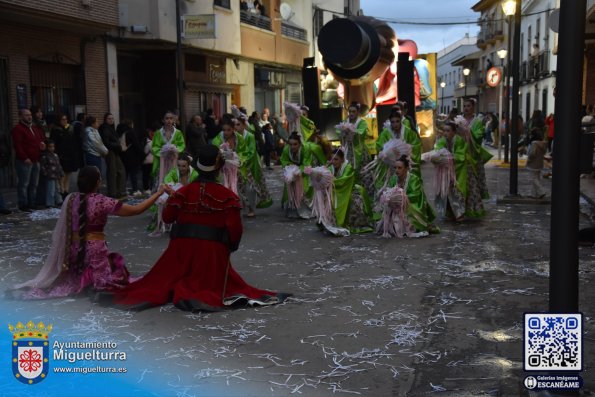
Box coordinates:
[9,166,172,299]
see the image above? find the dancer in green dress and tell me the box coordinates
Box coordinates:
[329,149,373,233]
[380,156,438,236]
[235,116,273,216]
[432,121,466,221]
[280,133,314,219]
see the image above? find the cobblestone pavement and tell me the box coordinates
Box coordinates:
[0,160,593,396]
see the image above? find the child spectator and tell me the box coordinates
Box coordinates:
[40,140,64,207]
[526,130,547,199]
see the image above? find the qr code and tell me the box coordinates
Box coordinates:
[524,313,582,371]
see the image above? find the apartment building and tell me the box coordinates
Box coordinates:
[116,0,313,128]
[437,35,478,114]
[0,0,118,185]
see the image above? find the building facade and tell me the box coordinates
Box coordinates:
[436,35,478,114]
[516,0,557,121]
[0,0,118,186]
[116,0,312,129]
[470,0,559,120]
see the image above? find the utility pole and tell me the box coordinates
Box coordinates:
[175,0,186,130]
[549,0,586,313]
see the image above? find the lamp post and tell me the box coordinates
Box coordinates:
[497,48,507,160]
[502,0,519,194]
[440,81,446,113]
[502,0,515,164]
[463,67,470,99]
[549,0,586,313]
[175,0,186,129]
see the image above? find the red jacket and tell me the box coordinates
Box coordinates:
[11,122,45,162]
[545,115,555,139]
[163,179,243,249]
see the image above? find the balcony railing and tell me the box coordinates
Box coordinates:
[538,50,550,76]
[281,22,307,41]
[521,51,551,82]
[240,10,272,31]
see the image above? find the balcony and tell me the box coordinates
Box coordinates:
[520,51,551,83]
[521,61,528,81]
[453,75,482,97]
[214,0,231,9]
[281,22,307,42]
[240,10,272,31]
[529,57,537,80]
[538,51,550,76]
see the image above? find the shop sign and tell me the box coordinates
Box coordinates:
[182,15,216,39]
[209,63,226,83]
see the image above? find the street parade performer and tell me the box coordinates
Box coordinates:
[335,102,371,174]
[103,144,289,311]
[280,132,315,219]
[309,148,373,236]
[7,166,172,299]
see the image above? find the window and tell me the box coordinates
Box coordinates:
[520,32,524,61]
[214,0,230,9]
[313,7,324,36]
[536,18,541,41]
[527,25,532,57]
[30,60,80,119]
[185,54,206,73]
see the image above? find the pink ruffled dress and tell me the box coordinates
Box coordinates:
[15,193,131,299]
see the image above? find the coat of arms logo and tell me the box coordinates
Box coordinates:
[8,320,52,384]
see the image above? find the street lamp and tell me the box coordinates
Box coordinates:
[502,0,521,196]
[501,0,516,167]
[440,80,446,113]
[501,0,516,17]
[497,48,508,62]
[463,67,470,99]
[497,48,507,160]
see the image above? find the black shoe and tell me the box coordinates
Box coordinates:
[0,208,11,215]
[19,206,33,213]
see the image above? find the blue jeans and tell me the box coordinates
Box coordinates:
[45,179,63,207]
[15,159,40,208]
[84,152,102,169]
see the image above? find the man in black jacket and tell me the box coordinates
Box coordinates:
[185,114,207,161]
[204,109,218,142]
[99,113,127,198]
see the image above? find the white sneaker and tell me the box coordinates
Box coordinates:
[144,190,152,196]
[133,190,143,197]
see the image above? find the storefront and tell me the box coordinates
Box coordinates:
[185,54,232,120]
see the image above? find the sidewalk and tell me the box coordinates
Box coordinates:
[580,175,595,208]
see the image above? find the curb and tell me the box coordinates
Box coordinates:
[496,195,551,205]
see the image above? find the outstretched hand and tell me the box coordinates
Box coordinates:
[157,184,175,196]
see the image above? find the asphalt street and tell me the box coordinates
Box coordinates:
[0,160,593,397]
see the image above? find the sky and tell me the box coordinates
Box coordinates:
[360,0,481,54]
